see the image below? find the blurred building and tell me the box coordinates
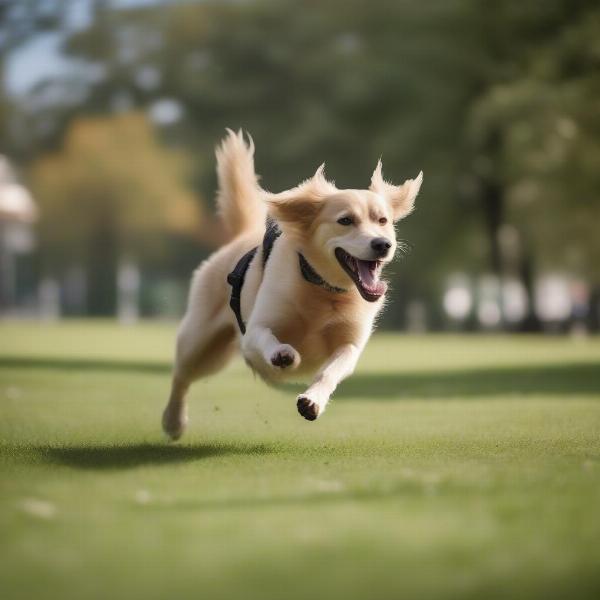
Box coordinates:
[0,157,38,314]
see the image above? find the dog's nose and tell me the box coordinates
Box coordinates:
[370,237,392,257]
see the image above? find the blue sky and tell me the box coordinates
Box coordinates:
[4,0,173,97]
[5,33,84,96]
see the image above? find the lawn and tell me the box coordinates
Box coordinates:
[1,321,600,600]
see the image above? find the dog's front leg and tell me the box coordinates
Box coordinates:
[297,343,359,421]
[242,325,301,370]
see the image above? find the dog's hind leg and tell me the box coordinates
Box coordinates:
[162,310,236,441]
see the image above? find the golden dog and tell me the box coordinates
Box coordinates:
[163,130,422,439]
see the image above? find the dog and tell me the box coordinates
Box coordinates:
[162,130,422,439]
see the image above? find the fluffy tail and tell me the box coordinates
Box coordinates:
[215,129,267,239]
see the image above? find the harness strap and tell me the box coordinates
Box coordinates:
[226,246,258,335]
[226,218,282,335]
[262,217,281,266]
[298,253,347,294]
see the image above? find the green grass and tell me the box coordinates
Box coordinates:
[1,321,600,600]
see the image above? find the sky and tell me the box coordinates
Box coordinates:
[3,0,174,98]
[5,33,83,97]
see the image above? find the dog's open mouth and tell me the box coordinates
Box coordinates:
[335,248,387,302]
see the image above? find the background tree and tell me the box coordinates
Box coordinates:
[2,0,599,326]
[29,112,203,315]
[60,0,481,326]
[465,0,600,327]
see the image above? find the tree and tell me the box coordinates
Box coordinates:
[60,0,479,326]
[29,111,203,315]
[9,0,600,326]
[465,0,600,327]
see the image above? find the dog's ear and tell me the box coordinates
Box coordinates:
[266,164,336,228]
[370,160,423,221]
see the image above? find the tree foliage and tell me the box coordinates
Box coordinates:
[2,0,599,323]
[29,112,203,313]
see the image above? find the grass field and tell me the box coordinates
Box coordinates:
[1,321,600,600]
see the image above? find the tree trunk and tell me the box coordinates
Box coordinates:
[87,213,118,316]
[478,129,542,331]
[517,249,542,332]
[481,178,503,276]
[479,129,504,277]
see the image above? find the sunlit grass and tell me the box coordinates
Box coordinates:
[1,322,600,600]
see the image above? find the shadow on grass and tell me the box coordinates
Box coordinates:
[1,355,599,399]
[29,442,274,470]
[336,362,600,399]
[0,356,170,375]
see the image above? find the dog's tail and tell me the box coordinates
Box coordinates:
[215,129,267,240]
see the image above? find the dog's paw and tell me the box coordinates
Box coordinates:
[270,344,300,369]
[162,409,188,441]
[297,395,320,421]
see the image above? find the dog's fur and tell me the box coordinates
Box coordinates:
[163,130,422,439]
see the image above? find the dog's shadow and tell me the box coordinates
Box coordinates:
[33,442,273,470]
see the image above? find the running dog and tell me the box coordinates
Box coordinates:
[163,130,422,439]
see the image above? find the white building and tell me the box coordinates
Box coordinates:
[0,156,38,313]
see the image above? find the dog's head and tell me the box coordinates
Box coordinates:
[267,162,422,301]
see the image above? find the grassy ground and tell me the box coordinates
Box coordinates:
[1,321,600,600]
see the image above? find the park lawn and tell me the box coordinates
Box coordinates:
[1,321,600,600]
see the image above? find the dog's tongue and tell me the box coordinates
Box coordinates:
[356,260,387,295]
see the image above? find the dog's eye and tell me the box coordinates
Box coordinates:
[337,216,354,226]
[379,217,388,225]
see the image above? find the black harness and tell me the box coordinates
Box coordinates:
[226,247,258,335]
[227,218,346,334]
[226,218,281,335]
